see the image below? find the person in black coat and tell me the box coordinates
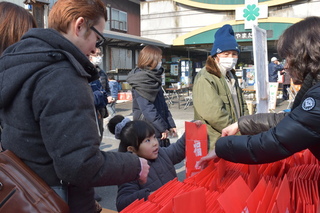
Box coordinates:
[197,16,320,167]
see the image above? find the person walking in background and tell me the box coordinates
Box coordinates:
[0,0,149,212]
[268,57,284,82]
[127,45,177,147]
[281,65,292,100]
[107,73,119,118]
[107,115,202,212]
[91,48,110,91]
[197,16,320,167]
[192,24,248,151]
[89,77,108,141]
[90,47,112,118]
[89,48,112,142]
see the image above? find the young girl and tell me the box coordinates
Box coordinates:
[107,115,202,212]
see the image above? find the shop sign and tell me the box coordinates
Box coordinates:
[235,30,273,40]
[235,0,268,29]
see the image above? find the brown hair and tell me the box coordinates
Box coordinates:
[48,0,107,37]
[0,1,37,55]
[205,55,221,77]
[137,45,162,70]
[277,16,320,84]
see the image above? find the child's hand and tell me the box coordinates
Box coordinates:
[193,120,203,127]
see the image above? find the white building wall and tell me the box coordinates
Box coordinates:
[2,0,25,7]
[141,0,320,45]
[141,0,230,44]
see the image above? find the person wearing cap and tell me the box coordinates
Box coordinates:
[196,16,320,167]
[192,24,248,151]
[268,57,284,82]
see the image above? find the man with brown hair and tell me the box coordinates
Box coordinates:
[0,0,149,212]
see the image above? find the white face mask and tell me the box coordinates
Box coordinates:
[91,56,102,66]
[155,61,162,70]
[218,57,238,71]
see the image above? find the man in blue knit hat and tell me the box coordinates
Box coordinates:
[193,24,248,151]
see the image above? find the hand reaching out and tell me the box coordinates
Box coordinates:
[221,122,239,137]
[195,149,219,170]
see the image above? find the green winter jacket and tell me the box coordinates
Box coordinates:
[193,59,248,151]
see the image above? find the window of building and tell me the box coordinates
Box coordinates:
[110,8,127,32]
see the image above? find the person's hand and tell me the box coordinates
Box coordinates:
[193,120,203,127]
[138,158,150,184]
[107,96,113,103]
[169,128,177,137]
[195,149,218,170]
[221,122,239,137]
[161,130,169,140]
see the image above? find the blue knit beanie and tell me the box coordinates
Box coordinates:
[210,24,240,56]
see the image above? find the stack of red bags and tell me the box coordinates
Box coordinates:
[121,123,320,213]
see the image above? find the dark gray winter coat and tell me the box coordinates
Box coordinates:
[0,28,141,212]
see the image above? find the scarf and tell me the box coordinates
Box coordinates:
[127,67,163,102]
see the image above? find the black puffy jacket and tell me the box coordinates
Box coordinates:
[216,81,320,164]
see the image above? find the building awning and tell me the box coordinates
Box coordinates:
[102,30,170,48]
[173,17,302,46]
[172,0,297,11]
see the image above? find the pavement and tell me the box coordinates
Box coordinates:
[96,95,290,212]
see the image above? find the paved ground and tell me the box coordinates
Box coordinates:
[96,94,290,211]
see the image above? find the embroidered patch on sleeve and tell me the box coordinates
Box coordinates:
[302,97,315,111]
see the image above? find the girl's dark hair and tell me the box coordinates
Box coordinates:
[277,16,320,84]
[108,115,155,152]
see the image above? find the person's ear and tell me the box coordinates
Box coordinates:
[127,146,136,153]
[74,17,86,37]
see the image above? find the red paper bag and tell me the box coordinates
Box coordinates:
[185,121,207,178]
[275,175,291,213]
[173,188,206,213]
[217,176,251,213]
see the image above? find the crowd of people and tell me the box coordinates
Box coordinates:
[1,0,319,212]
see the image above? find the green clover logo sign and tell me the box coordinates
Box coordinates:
[243,4,260,21]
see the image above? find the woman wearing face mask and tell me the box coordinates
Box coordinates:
[127,45,177,147]
[193,24,248,151]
